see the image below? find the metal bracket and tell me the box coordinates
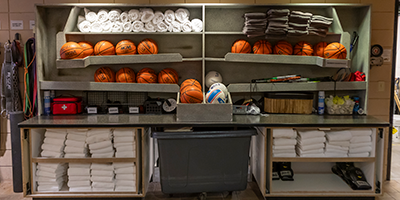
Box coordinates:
[379,128,383,139]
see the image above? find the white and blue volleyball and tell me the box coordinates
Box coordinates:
[205,71,223,88]
[209,83,228,98]
[206,88,226,104]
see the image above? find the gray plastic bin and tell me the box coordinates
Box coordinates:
[152,128,256,194]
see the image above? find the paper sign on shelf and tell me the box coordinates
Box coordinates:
[30,20,35,30]
[10,20,23,30]
[382,49,392,63]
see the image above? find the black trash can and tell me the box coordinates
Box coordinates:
[152,128,256,194]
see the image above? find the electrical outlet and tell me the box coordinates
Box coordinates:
[378,82,385,92]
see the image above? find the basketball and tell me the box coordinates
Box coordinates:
[293,41,313,56]
[94,67,115,82]
[78,41,94,58]
[137,38,158,54]
[115,39,136,55]
[209,83,228,97]
[253,40,273,54]
[94,40,115,56]
[273,41,293,55]
[60,42,84,59]
[324,42,347,59]
[180,79,201,92]
[313,42,327,57]
[158,68,178,84]
[137,68,156,80]
[137,72,157,83]
[205,71,223,88]
[231,39,252,54]
[116,67,135,83]
[180,86,203,104]
[206,88,227,104]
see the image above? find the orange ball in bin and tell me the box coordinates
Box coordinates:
[180,86,203,103]
[60,42,85,59]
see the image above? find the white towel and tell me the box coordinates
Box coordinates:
[69,163,91,168]
[41,150,64,158]
[116,145,135,152]
[103,21,113,32]
[152,11,165,25]
[297,148,324,154]
[273,152,296,157]
[92,187,114,191]
[325,143,349,151]
[348,152,370,157]
[113,163,135,169]
[325,149,348,154]
[273,145,295,150]
[87,129,112,137]
[39,163,66,169]
[132,20,144,32]
[123,22,132,32]
[128,9,140,22]
[170,21,182,32]
[68,168,90,176]
[156,22,168,32]
[296,143,324,151]
[38,185,61,192]
[349,146,372,154]
[45,131,67,139]
[91,169,114,176]
[68,175,91,181]
[41,143,65,152]
[64,146,87,153]
[65,140,86,148]
[350,136,371,143]
[36,170,64,178]
[115,180,136,186]
[273,149,296,154]
[84,8,98,23]
[350,142,372,148]
[297,130,325,139]
[89,140,113,150]
[114,129,135,137]
[120,11,130,23]
[181,20,192,32]
[325,130,352,141]
[115,166,135,174]
[90,163,114,171]
[350,129,373,136]
[296,137,326,145]
[37,166,65,173]
[69,186,92,191]
[114,142,135,148]
[44,138,65,146]
[92,182,115,188]
[273,129,296,138]
[78,20,92,33]
[91,175,114,182]
[67,129,88,135]
[144,22,156,32]
[140,8,155,23]
[67,180,91,187]
[90,146,114,154]
[325,152,348,157]
[175,8,190,23]
[115,185,136,191]
[164,10,175,25]
[115,174,136,180]
[116,151,135,158]
[191,18,203,32]
[37,176,63,182]
[64,153,87,158]
[112,22,123,32]
[109,9,121,22]
[46,129,67,133]
[67,133,87,141]
[86,133,113,144]
[327,141,350,147]
[92,151,114,158]
[97,9,109,23]
[298,153,325,157]
[114,136,135,143]
[273,138,296,146]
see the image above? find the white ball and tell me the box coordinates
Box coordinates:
[206,88,226,104]
[205,71,223,88]
[209,83,228,97]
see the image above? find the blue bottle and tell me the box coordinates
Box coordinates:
[353,97,360,114]
[318,91,325,115]
[44,91,51,115]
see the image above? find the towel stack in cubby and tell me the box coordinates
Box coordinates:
[296,130,326,157]
[64,129,89,158]
[113,163,137,191]
[265,9,290,39]
[36,163,67,192]
[287,10,312,37]
[114,129,136,158]
[324,130,352,157]
[67,163,92,191]
[272,129,297,157]
[91,163,115,191]
[41,129,67,158]
[242,13,267,38]
[309,15,333,37]
[349,129,373,157]
[87,129,115,158]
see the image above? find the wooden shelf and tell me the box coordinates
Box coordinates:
[32,157,136,163]
[272,157,375,162]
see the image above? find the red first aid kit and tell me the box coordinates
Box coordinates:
[52,96,83,115]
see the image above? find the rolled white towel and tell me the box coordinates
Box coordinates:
[132,21,144,32]
[156,22,168,32]
[140,8,155,23]
[112,22,123,32]
[102,21,113,32]
[91,22,103,33]
[109,9,122,22]
[114,136,135,143]
[84,8,98,23]
[77,15,85,25]
[97,9,109,23]
[116,151,135,158]
[191,18,203,32]
[120,11,130,23]
[128,9,140,22]
[113,163,135,169]
[123,22,133,32]
[91,151,115,158]
[175,8,190,23]
[181,20,192,32]
[144,22,156,32]
[170,21,182,32]
[152,11,165,25]
[116,174,136,180]
[164,10,175,25]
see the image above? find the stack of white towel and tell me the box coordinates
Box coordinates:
[272,129,297,157]
[64,129,89,158]
[77,7,202,33]
[113,163,137,192]
[287,10,312,37]
[349,129,373,157]
[67,163,92,192]
[324,130,352,157]
[87,129,115,158]
[36,163,67,192]
[114,129,136,158]
[296,130,326,157]
[242,13,267,38]
[41,129,67,158]
[265,9,290,39]
[309,15,333,37]
[91,163,115,192]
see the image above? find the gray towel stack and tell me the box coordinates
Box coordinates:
[265,9,290,39]
[288,11,312,37]
[242,12,267,38]
[309,15,333,37]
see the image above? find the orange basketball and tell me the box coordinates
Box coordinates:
[94,67,115,82]
[273,41,293,55]
[60,42,84,59]
[180,78,201,92]
[231,39,252,53]
[137,38,158,55]
[180,86,203,104]
[78,41,94,58]
[136,68,156,80]
[137,72,157,83]
[116,67,136,83]
[115,39,137,55]
[252,40,273,54]
[158,68,178,84]
[94,40,115,56]
[324,42,347,59]
[313,42,327,57]
[293,41,313,56]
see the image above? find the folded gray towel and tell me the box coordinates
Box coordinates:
[267,9,290,16]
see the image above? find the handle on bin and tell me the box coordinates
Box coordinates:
[151,129,257,139]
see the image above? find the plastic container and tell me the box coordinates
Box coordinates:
[152,128,256,194]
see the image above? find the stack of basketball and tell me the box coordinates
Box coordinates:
[179,79,203,104]
[94,67,178,84]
